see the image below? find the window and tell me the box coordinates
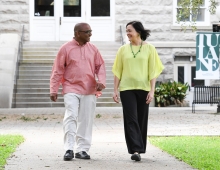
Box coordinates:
[91,0,110,16]
[63,0,81,17]
[34,0,54,17]
[191,66,205,87]
[173,0,210,26]
[178,66,184,84]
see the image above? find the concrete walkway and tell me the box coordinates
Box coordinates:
[0,106,219,170]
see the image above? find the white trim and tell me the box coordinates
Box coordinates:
[173,0,210,26]
[111,0,115,41]
[29,0,33,41]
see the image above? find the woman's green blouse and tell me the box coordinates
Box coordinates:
[112,43,164,91]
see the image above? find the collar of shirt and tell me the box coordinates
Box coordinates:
[72,38,87,47]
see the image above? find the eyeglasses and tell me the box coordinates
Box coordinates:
[78,30,92,34]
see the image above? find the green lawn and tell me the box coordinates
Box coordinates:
[149,136,220,170]
[0,135,24,170]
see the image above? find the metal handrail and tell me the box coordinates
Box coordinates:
[120,25,125,45]
[13,25,24,108]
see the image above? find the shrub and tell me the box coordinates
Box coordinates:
[154,81,189,107]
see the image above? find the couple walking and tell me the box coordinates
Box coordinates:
[50,21,164,162]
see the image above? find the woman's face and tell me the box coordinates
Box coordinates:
[126,24,139,42]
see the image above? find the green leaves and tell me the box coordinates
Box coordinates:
[154,81,189,107]
[176,0,217,32]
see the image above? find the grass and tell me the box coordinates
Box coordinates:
[0,135,24,170]
[96,114,102,118]
[19,116,41,121]
[149,136,220,170]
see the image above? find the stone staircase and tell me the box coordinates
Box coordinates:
[12,41,122,108]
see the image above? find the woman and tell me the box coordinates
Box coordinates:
[112,21,164,161]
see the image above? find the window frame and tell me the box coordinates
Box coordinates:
[173,0,210,26]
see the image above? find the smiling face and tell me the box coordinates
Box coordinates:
[126,24,140,42]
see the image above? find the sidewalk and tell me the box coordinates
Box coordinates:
[0,106,219,170]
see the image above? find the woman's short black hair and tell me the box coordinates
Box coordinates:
[126,21,151,41]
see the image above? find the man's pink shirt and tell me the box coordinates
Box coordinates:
[50,39,106,95]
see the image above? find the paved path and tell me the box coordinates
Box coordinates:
[0,106,219,170]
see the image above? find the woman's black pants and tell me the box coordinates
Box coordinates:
[120,90,149,154]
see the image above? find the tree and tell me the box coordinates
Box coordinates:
[176,0,218,31]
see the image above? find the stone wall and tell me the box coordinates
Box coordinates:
[115,0,220,42]
[0,0,29,40]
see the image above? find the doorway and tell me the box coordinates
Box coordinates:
[30,0,115,41]
[174,61,210,106]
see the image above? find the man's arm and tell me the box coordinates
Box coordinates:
[50,47,66,102]
[95,51,106,91]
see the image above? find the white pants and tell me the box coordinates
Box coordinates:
[63,93,96,153]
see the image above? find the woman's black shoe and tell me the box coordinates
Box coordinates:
[131,153,141,161]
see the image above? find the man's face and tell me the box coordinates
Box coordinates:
[77,24,92,43]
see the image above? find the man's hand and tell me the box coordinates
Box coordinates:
[50,93,58,102]
[96,83,105,91]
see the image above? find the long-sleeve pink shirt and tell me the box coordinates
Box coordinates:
[50,39,106,95]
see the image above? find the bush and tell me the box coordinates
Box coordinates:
[154,81,189,107]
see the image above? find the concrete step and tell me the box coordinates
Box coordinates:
[20,59,114,64]
[15,92,114,98]
[13,102,122,108]
[18,65,113,71]
[16,83,114,88]
[13,97,115,103]
[18,72,114,78]
[18,68,113,73]
[13,41,119,108]
[16,87,114,93]
[22,54,115,60]
[19,67,52,71]
[23,50,117,56]
[17,79,114,84]
[18,67,114,72]
[23,41,121,48]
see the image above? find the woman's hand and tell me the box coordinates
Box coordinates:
[113,90,120,103]
[146,90,154,104]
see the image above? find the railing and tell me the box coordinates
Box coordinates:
[120,25,125,45]
[192,85,220,113]
[12,25,24,108]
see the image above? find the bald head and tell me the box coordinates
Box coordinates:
[74,22,92,45]
[74,23,90,32]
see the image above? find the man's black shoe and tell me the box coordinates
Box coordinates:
[75,151,90,159]
[64,150,74,161]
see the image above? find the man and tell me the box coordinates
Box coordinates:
[50,23,106,161]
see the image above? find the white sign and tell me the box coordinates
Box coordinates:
[196,32,220,79]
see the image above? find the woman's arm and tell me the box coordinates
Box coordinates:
[113,76,120,103]
[146,78,156,104]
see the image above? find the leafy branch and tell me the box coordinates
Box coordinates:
[176,0,217,32]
